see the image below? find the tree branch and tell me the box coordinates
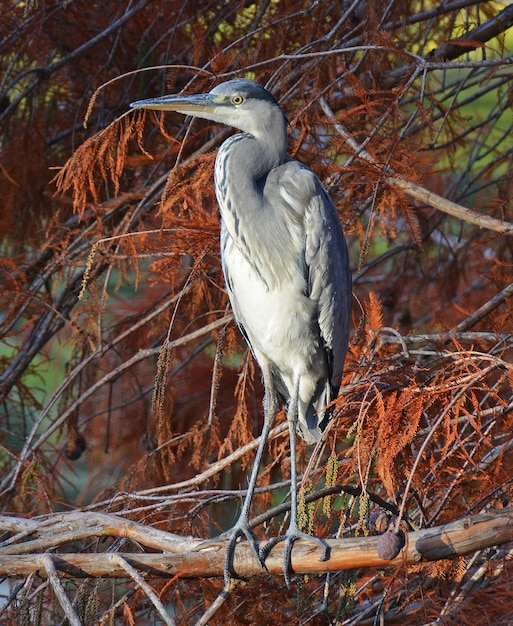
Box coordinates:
[1,509,512,579]
[389,177,513,235]
[449,281,513,334]
[427,4,513,61]
[319,98,513,235]
[0,511,202,555]
[112,554,176,626]
[382,4,513,88]
[38,555,81,626]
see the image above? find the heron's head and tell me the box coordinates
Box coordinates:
[130,78,286,139]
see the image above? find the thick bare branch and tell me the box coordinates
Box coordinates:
[0,511,202,555]
[1,509,512,579]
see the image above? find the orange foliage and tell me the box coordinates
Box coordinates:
[1,0,513,624]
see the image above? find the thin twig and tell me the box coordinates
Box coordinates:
[38,555,81,626]
[196,580,240,626]
[449,282,513,334]
[116,421,289,498]
[111,554,176,626]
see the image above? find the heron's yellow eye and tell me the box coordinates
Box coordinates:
[231,95,244,105]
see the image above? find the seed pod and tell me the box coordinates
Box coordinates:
[65,432,87,460]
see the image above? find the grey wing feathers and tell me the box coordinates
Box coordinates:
[269,159,351,389]
[303,174,352,390]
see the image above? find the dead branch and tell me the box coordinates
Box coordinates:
[319,98,513,236]
[388,177,513,235]
[427,4,513,61]
[1,508,512,579]
[112,554,177,626]
[39,555,81,626]
[0,511,202,555]
[382,4,513,88]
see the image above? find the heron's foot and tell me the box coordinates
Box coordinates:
[260,524,330,587]
[223,518,263,586]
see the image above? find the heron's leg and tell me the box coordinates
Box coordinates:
[223,364,277,585]
[261,377,330,586]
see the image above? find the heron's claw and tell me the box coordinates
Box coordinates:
[223,519,263,586]
[260,525,330,587]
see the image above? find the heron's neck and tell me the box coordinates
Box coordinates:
[227,127,285,173]
[215,125,287,213]
[214,124,293,289]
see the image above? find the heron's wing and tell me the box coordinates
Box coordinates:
[306,178,352,389]
[271,160,352,390]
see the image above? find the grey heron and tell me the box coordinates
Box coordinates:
[131,79,352,585]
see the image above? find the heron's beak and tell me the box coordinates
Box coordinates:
[130,93,224,116]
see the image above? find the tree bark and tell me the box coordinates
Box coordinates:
[1,509,512,579]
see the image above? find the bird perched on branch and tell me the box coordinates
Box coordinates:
[131,78,352,585]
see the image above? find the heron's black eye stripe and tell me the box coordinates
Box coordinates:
[231,95,244,105]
